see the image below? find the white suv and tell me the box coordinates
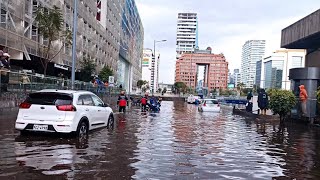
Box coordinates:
[15,90,114,136]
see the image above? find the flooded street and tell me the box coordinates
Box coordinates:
[1,101,320,179]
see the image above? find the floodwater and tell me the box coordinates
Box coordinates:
[1,101,320,179]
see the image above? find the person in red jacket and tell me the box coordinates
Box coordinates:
[299,85,308,116]
[140,96,148,112]
[117,91,128,113]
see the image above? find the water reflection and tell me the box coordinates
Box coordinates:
[0,102,320,179]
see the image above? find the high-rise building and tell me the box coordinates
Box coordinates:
[176,13,198,58]
[259,49,306,90]
[233,69,241,87]
[228,69,235,84]
[0,0,143,92]
[240,40,266,88]
[142,49,160,92]
[118,0,144,92]
[255,60,262,87]
[1,0,120,75]
[175,50,228,90]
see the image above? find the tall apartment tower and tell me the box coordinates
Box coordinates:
[240,40,266,88]
[176,13,198,58]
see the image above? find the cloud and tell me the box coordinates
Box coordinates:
[136,0,320,83]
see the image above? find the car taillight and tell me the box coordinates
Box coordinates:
[56,105,76,111]
[203,103,206,106]
[217,104,220,107]
[19,102,31,109]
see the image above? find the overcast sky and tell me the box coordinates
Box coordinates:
[135,0,320,84]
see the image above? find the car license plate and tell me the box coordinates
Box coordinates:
[33,124,48,131]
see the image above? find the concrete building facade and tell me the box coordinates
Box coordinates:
[117,0,144,92]
[175,52,228,90]
[176,12,198,58]
[240,40,266,88]
[142,48,160,92]
[259,49,306,90]
[281,9,320,68]
[255,60,262,87]
[233,69,241,87]
[0,0,143,92]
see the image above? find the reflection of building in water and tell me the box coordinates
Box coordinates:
[266,124,319,179]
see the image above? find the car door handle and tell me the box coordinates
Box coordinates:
[98,110,101,112]
[85,108,89,111]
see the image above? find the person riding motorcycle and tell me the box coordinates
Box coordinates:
[149,95,160,112]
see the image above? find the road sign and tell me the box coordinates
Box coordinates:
[109,76,114,84]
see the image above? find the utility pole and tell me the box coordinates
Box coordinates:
[71,0,78,90]
[152,39,167,95]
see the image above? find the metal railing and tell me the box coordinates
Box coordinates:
[0,70,121,95]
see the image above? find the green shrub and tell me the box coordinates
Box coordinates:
[269,89,296,123]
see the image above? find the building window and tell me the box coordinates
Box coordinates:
[0,9,6,28]
[291,56,303,68]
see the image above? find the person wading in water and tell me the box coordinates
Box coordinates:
[117,91,128,113]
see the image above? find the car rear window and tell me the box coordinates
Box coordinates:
[205,100,219,104]
[25,92,73,105]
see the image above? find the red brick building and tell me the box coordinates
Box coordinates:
[175,52,228,90]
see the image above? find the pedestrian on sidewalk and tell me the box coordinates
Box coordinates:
[117,91,128,113]
[258,89,269,115]
[21,72,30,93]
[1,52,11,92]
[299,85,308,116]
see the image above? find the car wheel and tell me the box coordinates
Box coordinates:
[76,121,88,138]
[107,114,114,129]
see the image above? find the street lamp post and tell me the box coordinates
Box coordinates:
[71,0,78,90]
[152,39,166,95]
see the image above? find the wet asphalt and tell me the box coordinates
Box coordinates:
[1,101,320,179]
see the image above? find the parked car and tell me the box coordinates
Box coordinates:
[187,95,201,104]
[198,99,221,112]
[15,90,114,137]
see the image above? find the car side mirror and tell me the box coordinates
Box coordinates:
[103,103,109,107]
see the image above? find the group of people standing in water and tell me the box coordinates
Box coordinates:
[117,91,162,113]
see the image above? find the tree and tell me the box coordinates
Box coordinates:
[242,88,252,95]
[137,80,147,89]
[269,89,296,124]
[141,84,149,93]
[174,82,187,94]
[99,65,114,82]
[35,6,71,75]
[253,84,260,94]
[210,88,217,94]
[79,58,95,82]
[237,82,245,91]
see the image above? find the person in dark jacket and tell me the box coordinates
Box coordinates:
[247,91,253,101]
[1,52,10,92]
[117,91,128,113]
[258,89,269,115]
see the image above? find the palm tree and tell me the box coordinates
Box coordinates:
[237,82,245,95]
[35,5,71,75]
[137,80,148,89]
